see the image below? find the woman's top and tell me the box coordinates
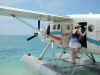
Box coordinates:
[71,29,80,43]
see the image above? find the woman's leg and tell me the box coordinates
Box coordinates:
[77,48,80,53]
[71,48,76,63]
[75,48,80,59]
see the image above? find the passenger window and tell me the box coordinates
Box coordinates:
[53,25,56,29]
[88,25,95,32]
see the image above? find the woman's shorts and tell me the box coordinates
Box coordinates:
[69,38,81,48]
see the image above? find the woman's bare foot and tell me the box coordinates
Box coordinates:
[75,56,80,59]
[72,61,76,64]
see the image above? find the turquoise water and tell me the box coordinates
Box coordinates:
[0,35,44,75]
[0,35,100,75]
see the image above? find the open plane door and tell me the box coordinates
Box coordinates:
[61,23,72,48]
[78,22,87,48]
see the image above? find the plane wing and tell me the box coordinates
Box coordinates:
[0,6,72,22]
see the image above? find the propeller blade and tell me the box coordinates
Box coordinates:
[27,33,38,41]
[38,20,40,30]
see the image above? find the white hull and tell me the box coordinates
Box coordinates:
[22,54,66,75]
[57,53,92,65]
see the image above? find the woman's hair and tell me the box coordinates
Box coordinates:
[75,26,80,29]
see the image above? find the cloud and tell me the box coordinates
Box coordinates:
[0,16,34,35]
[31,0,71,15]
[0,0,32,35]
[36,0,65,10]
[0,0,25,6]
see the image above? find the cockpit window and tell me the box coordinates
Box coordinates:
[66,25,70,30]
[57,24,60,29]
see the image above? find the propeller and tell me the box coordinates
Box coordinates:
[38,20,40,30]
[27,20,40,41]
[27,33,38,41]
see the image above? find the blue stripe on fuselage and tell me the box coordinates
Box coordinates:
[50,32,62,35]
[87,37,100,46]
[50,31,100,46]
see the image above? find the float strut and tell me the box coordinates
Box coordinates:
[38,41,51,60]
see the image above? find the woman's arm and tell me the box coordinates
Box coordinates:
[79,31,86,37]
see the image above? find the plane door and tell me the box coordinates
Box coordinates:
[78,22,87,48]
[61,24,72,48]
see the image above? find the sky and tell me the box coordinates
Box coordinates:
[0,0,100,35]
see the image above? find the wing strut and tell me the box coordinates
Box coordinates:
[11,14,38,31]
[11,14,42,40]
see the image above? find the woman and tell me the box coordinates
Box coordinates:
[69,26,86,64]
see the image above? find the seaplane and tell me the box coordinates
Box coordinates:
[0,6,100,75]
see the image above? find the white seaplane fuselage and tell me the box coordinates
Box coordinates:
[39,14,100,55]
